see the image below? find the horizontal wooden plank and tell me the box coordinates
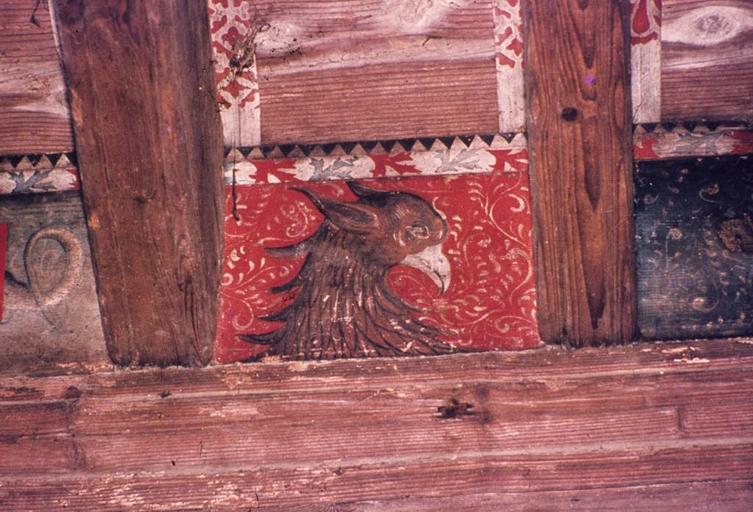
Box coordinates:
[4,366,753,476]
[1,340,753,510]
[283,481,753,512]
[0,400,70,436]
[210,0,501,146]
[259,59,500,144]
[661,0,753,121]
[0,435,74,475]
[53,407,680,473]
[0,0,73,155]
[4,361,753,440]
[3,340,753,401]
[1,444,752,510]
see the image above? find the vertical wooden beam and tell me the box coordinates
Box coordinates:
[524,0,636,346]
[53,0,224,366]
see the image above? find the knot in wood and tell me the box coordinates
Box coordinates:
[560,107,579,122]
[437,398,475,419]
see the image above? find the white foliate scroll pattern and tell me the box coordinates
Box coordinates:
[493,0,525,133]
[208,0,262,147]
[390,173,538,349]
[634,124,753,161]
[630,0,662,123]
[219,185,321,335]
[215,173,539,363]
[224,134,529,185]
[0,154,79,195]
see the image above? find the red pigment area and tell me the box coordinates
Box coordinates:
[216,172,539,363]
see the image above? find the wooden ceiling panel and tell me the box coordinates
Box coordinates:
[258,59,499,144]
[0,0,73,155]
[661,0,753,121]
[214,0,501,146]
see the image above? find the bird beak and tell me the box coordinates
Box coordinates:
[401,243,451,293]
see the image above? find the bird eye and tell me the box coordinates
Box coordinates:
[405,224,429,241]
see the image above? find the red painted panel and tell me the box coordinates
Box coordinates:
[216,172,539,362]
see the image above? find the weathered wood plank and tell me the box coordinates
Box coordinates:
[5,380,747,476]
[2,441,752,509]
[4,365,753,476]
[662,0,753,121]
[524,0,636,346]
[0,0,73,155]
[0,436,74,476]
[253,0,499,144]
[1,340,753,511]
[276,481,753,512]
[53,0,225,366]
[3,339,752,402]
[259,60,499,145]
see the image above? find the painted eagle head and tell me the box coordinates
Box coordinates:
[297,181,451,291]
[240,181,457,360]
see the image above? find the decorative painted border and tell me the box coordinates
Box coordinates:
[223,133,529,185]
[225,132,525,160]
[629,0,662,124]
[0,223,6,320]
[493,0,525,133]
[0,153,79,194]
[3,124,753,195]
[208,0,262,148]
[634,123,753,161]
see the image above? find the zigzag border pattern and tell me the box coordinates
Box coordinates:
[0,153,80,195]
[223,133,529,186]
[634,122,753,161]
[3,123,752,195]
[223,132,526,160]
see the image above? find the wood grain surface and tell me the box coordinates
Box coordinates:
[1,339,753,510]
[0,0,73,155]
[53,0,225,367]
[252,0,500,144]
[662,0,753,121]
[524,0,636,346]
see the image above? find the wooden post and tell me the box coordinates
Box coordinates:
[524,0,636,346]
[53,0,224,366]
